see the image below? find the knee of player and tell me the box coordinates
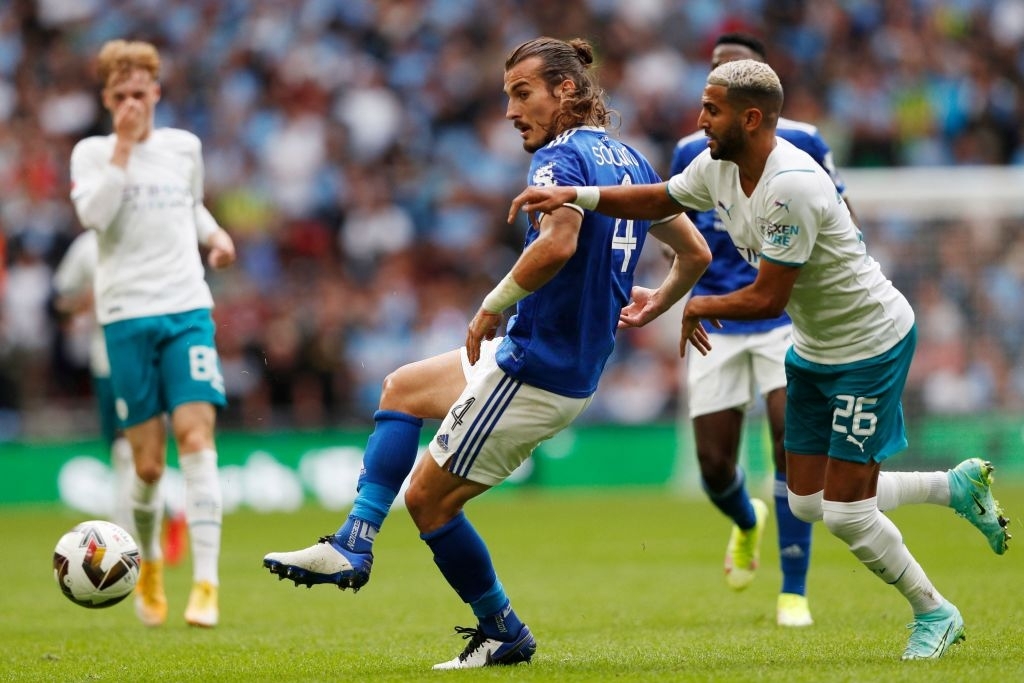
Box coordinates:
[170,403,217,453]
[134,458,165,484]
[403,483,432,530]
[403,482,458,534]
[379,368,417,413]
[173,425,215,455]
[788,489,824,523]
[820,499,879,543]
[697,457,737,492]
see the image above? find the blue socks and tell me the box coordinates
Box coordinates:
[774,473,812,596]
[333,410,422,554]
[422,512,524,640]
[704,467,756,530]
[705,468,812,596]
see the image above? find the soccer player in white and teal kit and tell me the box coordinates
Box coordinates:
[53,230,189,567]
[69,39,236,629]
[509,59,1010,661]
[263,37,712,669]
[668,32,855,627]
[52,230,135,528]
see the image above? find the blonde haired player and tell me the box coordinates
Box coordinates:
[510,59,1010,661]
[69,39,235,628]
[53,230,189,568]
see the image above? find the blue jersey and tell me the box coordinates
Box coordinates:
[670,117,846,335]
[497,126,663,398]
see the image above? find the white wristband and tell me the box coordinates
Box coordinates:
[573,186,600,211]
[481,273,531,313]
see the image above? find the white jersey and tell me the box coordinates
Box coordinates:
[52,231,109,377]
[666,138,914,364]
[69,128,215,324]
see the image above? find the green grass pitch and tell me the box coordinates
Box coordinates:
[4,483,1023,682]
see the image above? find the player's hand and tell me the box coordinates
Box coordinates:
[507,186,576,223]
[466,309,501,365]
[680,299,719,357]
[618,286,661,329]
[206,229,236,269]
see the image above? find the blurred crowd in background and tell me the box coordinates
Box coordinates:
[1,0,1024,440]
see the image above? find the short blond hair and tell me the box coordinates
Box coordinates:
[96,40,160,86]
[707,58,783,124]
[708,59,780,93]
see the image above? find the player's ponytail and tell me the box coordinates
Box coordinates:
[568,39,594,67]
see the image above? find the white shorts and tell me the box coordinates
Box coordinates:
[427,337,593,486]
[686,324,792,419]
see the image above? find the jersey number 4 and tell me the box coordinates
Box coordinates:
[611,175,637,272]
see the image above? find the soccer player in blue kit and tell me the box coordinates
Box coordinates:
[509,58,1010,661]
[668,33,854,627]
[264,36,712,669]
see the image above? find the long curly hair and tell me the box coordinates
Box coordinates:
[504,37,615,132]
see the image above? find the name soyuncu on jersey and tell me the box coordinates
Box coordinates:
[497,126,665,398]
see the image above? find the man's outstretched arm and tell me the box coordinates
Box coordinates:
[508,181,684,223]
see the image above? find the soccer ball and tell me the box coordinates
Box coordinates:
[53,520,140,608]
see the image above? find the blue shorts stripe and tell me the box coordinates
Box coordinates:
[449,375,519,477]
[447,378,505,475]
[463,376,518,462]
[454,382,520,479]
[449,375,521,477]
[449,374,512,472]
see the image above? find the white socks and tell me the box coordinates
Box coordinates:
[788,469,952,522]
[132,474,163,561]
[180,449,222,585]
[110,437,136,535]
[876,471,950,511]
[822,497,943,615]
